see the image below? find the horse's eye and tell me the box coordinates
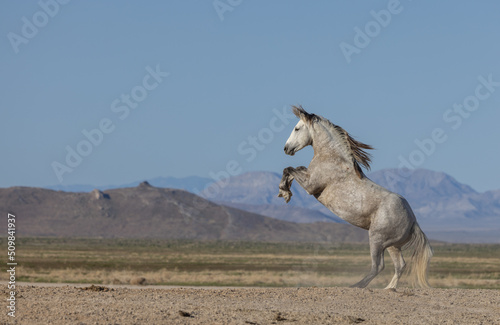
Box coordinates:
[295,127,300,131]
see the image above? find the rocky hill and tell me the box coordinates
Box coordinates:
[41,168,500,243]
[0,182,367,243]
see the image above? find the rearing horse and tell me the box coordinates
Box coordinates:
[278,106,433,289]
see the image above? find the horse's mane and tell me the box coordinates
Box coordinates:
[292,105,373,178]
[329,123,373,178]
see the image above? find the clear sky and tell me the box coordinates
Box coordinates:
[1,1,499,192]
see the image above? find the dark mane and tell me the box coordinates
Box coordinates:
[337,125,373,178]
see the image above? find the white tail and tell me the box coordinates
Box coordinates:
[405,222,433,287]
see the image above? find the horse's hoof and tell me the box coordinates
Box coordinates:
[278,189,292,203]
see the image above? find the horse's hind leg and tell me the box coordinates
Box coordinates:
[384,246,406,289]
[351,240,385,288]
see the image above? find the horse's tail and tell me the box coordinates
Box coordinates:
[404,222,433,288]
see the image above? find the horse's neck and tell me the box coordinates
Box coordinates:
[312,125,352,167]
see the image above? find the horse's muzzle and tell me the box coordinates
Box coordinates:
[284,145,295,156]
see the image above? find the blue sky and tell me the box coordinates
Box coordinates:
[1,1,499,192]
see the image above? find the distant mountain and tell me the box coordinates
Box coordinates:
[369,169,477,200]
[0,183,368,243]
[219,202,344,224]
[46,172,340,224]
[46,176,212,193]
[369,169,500,229]
[200,171,307,206]
[46,183,98,193]
[40,168,500,243]
[146,176,213,193]
[204,169,500,243]
[198,171,338,223]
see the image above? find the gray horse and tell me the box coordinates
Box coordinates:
[278,106,433,288]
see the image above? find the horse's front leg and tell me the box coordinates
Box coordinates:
[278,166,322,203]
[278,167,295,203]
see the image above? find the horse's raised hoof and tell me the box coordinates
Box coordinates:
[278,189,292,203]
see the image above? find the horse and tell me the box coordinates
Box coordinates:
[278,105,433,289]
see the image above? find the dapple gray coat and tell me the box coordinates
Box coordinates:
[278,106,433,288]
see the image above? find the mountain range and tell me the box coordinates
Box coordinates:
[43,168,500,243]
[1,182,367,243]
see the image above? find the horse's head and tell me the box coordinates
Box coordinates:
[284,106,315,156]
[283,105,373,178]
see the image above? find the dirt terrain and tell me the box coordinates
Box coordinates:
[2,283,499,324]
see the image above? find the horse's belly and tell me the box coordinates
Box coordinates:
[317,196,371,230]
[336,211,371,230]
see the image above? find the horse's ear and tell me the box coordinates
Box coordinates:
[292,105,314,123]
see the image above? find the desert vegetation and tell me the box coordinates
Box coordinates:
[3,237,499,289]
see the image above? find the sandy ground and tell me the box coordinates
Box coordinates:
[2,282,500,324]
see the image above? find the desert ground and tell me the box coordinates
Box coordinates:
[2,283,500,324]
[2,238,499,324]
